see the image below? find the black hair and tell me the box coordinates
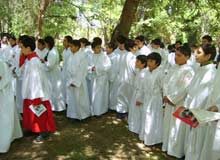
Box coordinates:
[200,44,216,61]
[44,36,55,50]
[160,42,165,49]
[9,34,16,41]
[125,39,136,51]
[93,37,102,45]
[64,35,73,43]
[69,39,81,48]
[147,52,162,66]
[136,55,148,68]
[106,42,117,50]
[79,37,91,46]
[21,36,36,51]
[176,45,191,57]
[167,44,175,53]
[151,38,161,46]
[202,35,212,43]
[91,41,101,49]
[18,35,29,42]
[175,40,182,45]
[38,39,45,45]
[135,35,145,42]
[116,35,127,44]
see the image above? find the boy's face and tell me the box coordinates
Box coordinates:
[118,43,125,50]
[130,45,138,53]
[195,47,211,64]
[135,59,145,69]
[70,44,79,53]
[151,43,160,49]
[175,50,189,65]
[37,42,45,50]
[9,38,16,46]
[135,39,144,49]
[20,43,31,56]
[106,46,113,54]
[93,45,101,54]
[63,38,69,48]
[147,59,158,71]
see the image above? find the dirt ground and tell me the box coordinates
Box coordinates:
[0,111,176,160]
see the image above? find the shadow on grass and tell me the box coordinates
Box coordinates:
[0,111,176,160]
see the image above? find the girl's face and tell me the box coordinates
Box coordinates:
[106,46,113,54]
[175,50,189,65]
[135,59,145,69]
[70,44,79,53]
[118,43,125,50]
[37,42,45,50]
[93,45,102,54]
[147,59,158,71]
[130,45,138,53]
[195,47,211,64]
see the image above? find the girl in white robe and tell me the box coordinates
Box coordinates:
[66,40,90,120]
[88,41,111,116]
[141,52,164,145]
[44,36,65,112]
[162,46,195,158]
[116,39,136,115]
[183,44,217,160]
[0,59,22,153]
[128,55,148,134]
[106,42,120,111]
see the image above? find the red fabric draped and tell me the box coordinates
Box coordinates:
[23,98,56,133]
[19,52,39,67]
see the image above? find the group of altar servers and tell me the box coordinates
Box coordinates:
[0,33,220,160]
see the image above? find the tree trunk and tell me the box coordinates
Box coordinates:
[36,0,52,38]
[111,0,140,43]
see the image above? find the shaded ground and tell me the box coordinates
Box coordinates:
[0,111,176,160]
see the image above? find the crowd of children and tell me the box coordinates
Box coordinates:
[0,33,220,160]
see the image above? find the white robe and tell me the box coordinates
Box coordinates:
[61,48,71,103]
[66,50,90,120]
[0,59,22,153]
[116,51,136,113]
[162,64,194,158]
[44,47,65,111]
[128,68,147,134]
[184,64,216,160]
[136,45,151,56]
[142,67,164,145]
[88,52,111,116]
[35,48,48,60]
[107,52,120,110]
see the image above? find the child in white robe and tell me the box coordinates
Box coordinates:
[106,42,120,111]
[183,44,217,160]
[128,55,148,134]
[61,36,72,103]
[35,39,48,60]
[44,36,65,112]
[88,41,111,116]
[116,39,136,118]
[141,52,164,145]
[66,40,90,120]
[134,35,151,56]
[0,59,22,153]
[162,46,195,158]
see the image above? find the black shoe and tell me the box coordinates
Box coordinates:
[33,135,44,144]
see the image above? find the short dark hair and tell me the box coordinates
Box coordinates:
[38,39,45,45]
[44,36,55,50]
[136,55,148,67]
[9,34,16,41]
[106,42,117,50]
[21,36,36,51]
[18,35,29,42]
[200,44,216,61]
[91,41,101,49]
[93,37,102,45]
[135,35,145,42]
[151,38,161,46]
[202,35,212,42]
[176,45,191,57]
[175,40,182,45]
[79,37,91,46]
[125,39,136,51]
[147,52,162,66]
[70,39,81,48]
[64,35,73,43]
[116,35,127,44]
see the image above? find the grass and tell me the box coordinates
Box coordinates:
[0,111,176,160]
